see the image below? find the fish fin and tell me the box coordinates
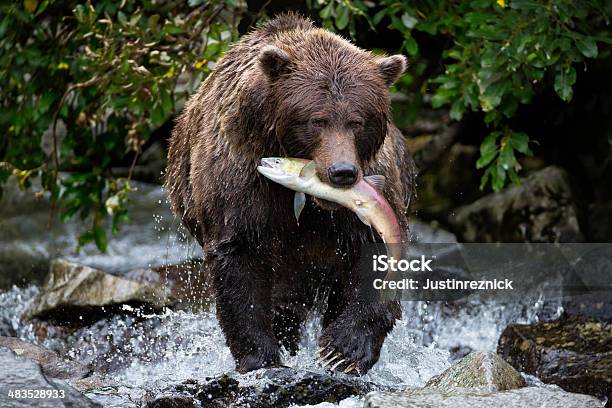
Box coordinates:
[364,175,386,191]
[299,161,317,179]
[355,210,371,227]
[294,192,306,224]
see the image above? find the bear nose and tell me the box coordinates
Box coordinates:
[327,162,358,186]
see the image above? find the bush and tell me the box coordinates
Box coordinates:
[0,0,245,250]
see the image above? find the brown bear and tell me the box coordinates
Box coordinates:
[165,13,414,374]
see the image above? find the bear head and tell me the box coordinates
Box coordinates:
[258,32,406,196]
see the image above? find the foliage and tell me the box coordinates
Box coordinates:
[0,0,245,251]
[309,0,611,191]
[1,0,610,252]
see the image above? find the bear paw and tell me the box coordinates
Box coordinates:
[316,322,384,375]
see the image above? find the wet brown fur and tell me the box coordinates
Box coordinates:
[165,13,415,374]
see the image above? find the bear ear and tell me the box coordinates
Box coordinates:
[259,45,290,79]
[377,55,407,87]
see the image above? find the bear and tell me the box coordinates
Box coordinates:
[164,13,415,374]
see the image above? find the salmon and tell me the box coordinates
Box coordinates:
[257,157,402,258]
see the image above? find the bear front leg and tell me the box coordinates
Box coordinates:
[211,251,280,373]
[318,300,401,375]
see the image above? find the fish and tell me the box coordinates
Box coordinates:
[257,157,402,253]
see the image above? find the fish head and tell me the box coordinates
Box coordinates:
[257,157,310,191]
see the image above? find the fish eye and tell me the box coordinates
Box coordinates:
[274,159,280,164]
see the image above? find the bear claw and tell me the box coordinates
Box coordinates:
[344,362,358,374]
[316,349,361,375]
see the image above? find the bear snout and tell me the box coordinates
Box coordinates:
[327,161,358,187]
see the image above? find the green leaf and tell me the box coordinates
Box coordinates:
[449,98,465,121]
[94,226,108,252]
[509,132,532,155]
[575,37,598,58]
[554,66,576,102]
[404,36,418,56]
[319,2,334,19]
[498,141,515,171]
[401,12,417,29]
[492,162,506,192]
[161,90,173,113]
[480,131,499,156]
[335,4,350,30]
[480,166,493,190]
[372,9,387,25]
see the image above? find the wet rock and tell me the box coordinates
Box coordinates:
[364,387,602,408]
[0,346,101,407]
[156,367,373,408]
[449,166,583,242]
[0,336,89,380]
[364,348,600,407]
[23,259,175,323]
[497,316,611,402]
[147,394,198,408]
[425,351,526,392]
[448,345,473,361]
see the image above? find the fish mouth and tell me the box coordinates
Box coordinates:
[260,157,281,169]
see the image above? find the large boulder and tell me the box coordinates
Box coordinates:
[0,346,100,407]
[0,337,89,380]
[424,351,526,392]
[497,316,612,403]
[365,387,602,408]
[23,259,175,323]
[449,166,583,242]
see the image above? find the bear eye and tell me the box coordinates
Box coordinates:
[310,117,328,129]
[348,119,364,132]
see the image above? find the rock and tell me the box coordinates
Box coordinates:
[424,351,526,392]
[0,336,89,380]
[449,166,583,242]
[146,394,198,408]
[497,317,611,402]
[0,346,101,407]
[365,348,602,407]
[448,345,473,361]
[23,259,175,323]
[364,387,602,408]
[156,367,373,407]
